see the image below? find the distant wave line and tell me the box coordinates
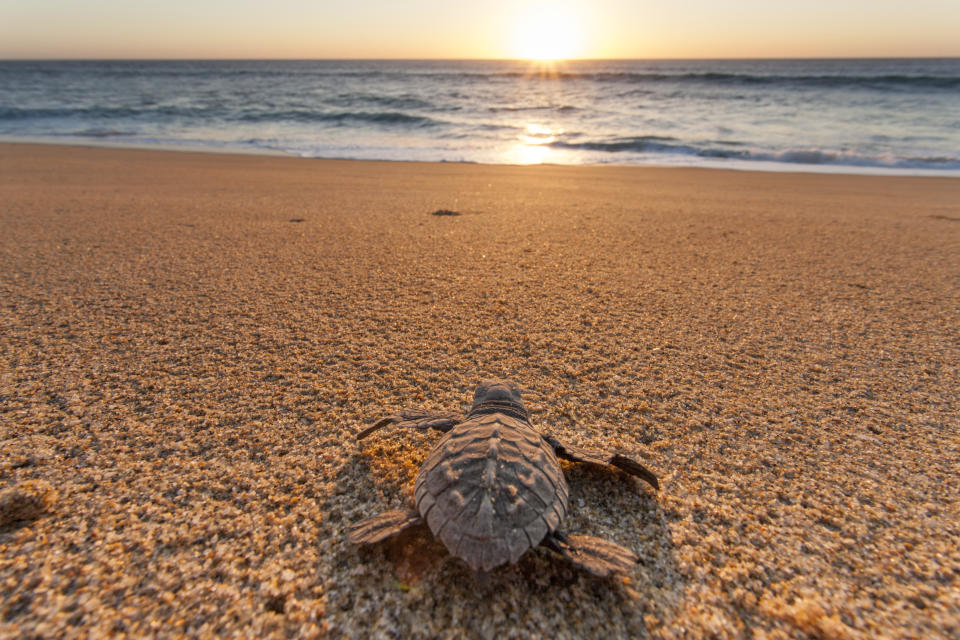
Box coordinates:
[4,63,958,90]
[493,71,960,90]
[549,137,960,169]
[236,109,442,127]
[0,105,445,128]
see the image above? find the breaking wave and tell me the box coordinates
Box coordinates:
[549,137,960,170]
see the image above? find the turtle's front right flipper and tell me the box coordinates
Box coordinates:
[358,410,462,440]
[543,435,659,490]
[543,533,639,577]
[348,509,424,545]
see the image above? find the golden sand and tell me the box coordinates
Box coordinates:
[1,143,958,638]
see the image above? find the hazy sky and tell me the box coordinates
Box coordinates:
[1,0,958,59]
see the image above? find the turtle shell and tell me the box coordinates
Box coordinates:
[413,412,569,572]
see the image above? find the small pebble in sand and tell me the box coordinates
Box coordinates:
[431,209,460,216]
[0,480,57,527]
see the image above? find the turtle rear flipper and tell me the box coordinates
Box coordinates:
[348,510,423,545]
[358,410,463,440]
[543,435,659,490]
[544,533,639,577]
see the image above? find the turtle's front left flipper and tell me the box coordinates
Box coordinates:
[543,435,659,490]
[543,533,639,577]
[358,410,463,440]
[348,509,424,545]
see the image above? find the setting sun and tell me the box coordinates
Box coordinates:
[510,2,585,60]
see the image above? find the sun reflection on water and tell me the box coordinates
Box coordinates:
[505,143,552,165]
[520,123,560,145]
[505,123,562,164]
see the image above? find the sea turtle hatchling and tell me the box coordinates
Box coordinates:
[348,379,659,577]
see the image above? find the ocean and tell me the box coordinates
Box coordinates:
[1,58,958,175]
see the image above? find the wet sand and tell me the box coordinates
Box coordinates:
[1,142,958,638]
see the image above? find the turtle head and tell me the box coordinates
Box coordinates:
[471,378,525,411]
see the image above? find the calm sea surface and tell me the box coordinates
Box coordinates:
[1,59,958,174]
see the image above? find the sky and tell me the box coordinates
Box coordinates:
[1,0,958,60]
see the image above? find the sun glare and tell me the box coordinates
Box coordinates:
[511,3,584,61]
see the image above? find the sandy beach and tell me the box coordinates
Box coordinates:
[1,142,958,638]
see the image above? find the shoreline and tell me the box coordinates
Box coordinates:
[3,136,960,178]
[1,142,958,638]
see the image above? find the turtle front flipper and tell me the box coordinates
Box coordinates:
[348,509,424,545]
[543,532,639,577]
[358,410,463,440]
[543,435,659,490]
